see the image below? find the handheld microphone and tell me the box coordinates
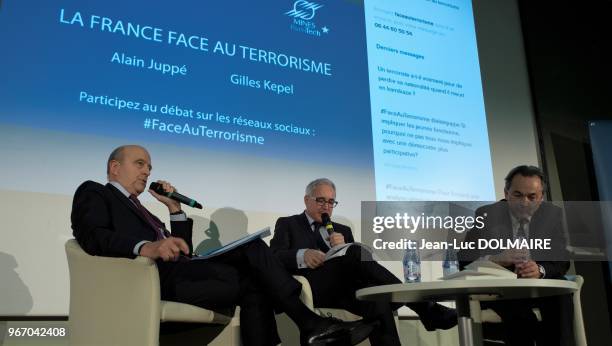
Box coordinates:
[321,213,334,235]
[149,182,203,209]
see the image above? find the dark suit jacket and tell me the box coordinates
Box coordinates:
[458,200,569,279]
[71,180,193,258]
[270,212,354,272]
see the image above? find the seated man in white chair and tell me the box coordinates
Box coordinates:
[270,178,457,346]
[71,145,374,346]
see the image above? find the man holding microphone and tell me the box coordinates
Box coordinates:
[271,178,457,346]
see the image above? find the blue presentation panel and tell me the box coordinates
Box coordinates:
[0,0,493,200]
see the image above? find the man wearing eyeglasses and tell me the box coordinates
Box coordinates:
[71,146,376,346]
[271,178,457,346]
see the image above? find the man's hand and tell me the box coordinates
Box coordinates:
[148,180,182,213]
[304,249,326,269]
[140,237,189,261]
[515,260,541,278]
[491,249,530,267]
[328,232,345,247]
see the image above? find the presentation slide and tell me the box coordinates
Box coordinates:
[0,0,496,315]
[365,0,494,201]
[0,0,373,186]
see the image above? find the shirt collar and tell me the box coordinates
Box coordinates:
[509,211,531,229]
[304,211,317,229]
[305,210,315,223]
[109,181,132,199]
[509,210,531,238]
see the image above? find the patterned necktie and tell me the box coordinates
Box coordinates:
[129,194,166,240]
[312,221,330,253]
[517,219,528,239]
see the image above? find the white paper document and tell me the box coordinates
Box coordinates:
[192,227,271,260]
[324,243,353,261]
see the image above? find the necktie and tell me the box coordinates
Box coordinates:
[129,194,166,240]
[516,219,528,239]
[312,221,330,253]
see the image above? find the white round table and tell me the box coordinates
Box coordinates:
[356,279,578,346]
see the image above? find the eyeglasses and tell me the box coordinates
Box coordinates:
[311,197,339,208]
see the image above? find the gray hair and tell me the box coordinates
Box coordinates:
[305,178,336,196]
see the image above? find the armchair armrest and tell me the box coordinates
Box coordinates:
[66,239,237,346]
[293,275,314,311]
[291,275,362,322]
[65,239,162,345]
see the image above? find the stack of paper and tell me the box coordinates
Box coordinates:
[193,227,271,260]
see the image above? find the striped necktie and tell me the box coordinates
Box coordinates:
[516,219,528,239]
[129,194,166,240]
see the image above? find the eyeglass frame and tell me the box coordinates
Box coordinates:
[309,196,339,208]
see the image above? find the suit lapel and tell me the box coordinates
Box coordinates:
[529,204,548,240]
[106,183,157,233]
[500,210,514,239]
[299,212,319,248]
[490,202,513,239]
[298,212,312,232]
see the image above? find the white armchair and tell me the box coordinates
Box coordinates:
[477,275,586,346]
[292,275,364,322]
[65,239,239,346]
[275,276,370,346]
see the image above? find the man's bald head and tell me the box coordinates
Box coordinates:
[107,145,147,175]
[107,145,152,195]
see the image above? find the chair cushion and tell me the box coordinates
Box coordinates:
[160,301,232,324]
[481,308,541,323]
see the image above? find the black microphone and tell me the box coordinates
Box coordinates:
[321,213,334,235]
[149,182,203,209]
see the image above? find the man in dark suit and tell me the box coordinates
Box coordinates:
[71,145,373,346]
[459,165,573,346]
[270,178,457,346]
